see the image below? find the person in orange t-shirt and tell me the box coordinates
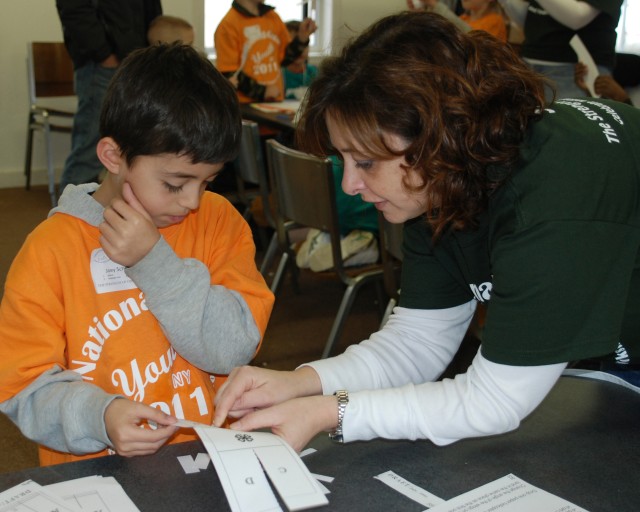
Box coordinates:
[0,43,274,466]
[215,0,316,104]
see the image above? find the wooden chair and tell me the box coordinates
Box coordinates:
[265,139,386,358]
[25,42,77,206]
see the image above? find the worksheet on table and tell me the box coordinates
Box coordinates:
[191,424,328,512]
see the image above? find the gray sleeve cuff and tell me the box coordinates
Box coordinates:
[0,366,119,454]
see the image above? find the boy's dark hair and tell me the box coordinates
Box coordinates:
[100,43,241,166]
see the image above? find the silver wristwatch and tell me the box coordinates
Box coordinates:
[328,390,349,443]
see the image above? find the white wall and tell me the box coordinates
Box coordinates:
[0,0,202,189]
[0,0,403,189]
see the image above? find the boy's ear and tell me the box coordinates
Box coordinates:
[96,137,124,175]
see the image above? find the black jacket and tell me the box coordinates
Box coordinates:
[56,0,162,69]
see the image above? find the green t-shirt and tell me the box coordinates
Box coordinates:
[400,99,640,367]
[522,0,622,68]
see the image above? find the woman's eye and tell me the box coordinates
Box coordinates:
[355,160,374,170]
[164,182,183,194]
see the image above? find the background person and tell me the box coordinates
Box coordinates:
[212,12,640,452]
[147,14,195,45]
[214,0,317,103]
[497,0,622,101]
[55,0,162,195]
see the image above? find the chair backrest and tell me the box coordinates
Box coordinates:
[266,139,338,231]
[27,42,75,104]
[235,120,274,227]
[378,215,404,302]
[266,139,346,276]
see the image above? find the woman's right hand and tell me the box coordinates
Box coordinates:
[213,365,322,427]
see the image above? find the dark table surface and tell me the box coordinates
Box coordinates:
[240,102,297,131]
[1,376,638,512]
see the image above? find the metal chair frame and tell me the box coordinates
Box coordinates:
[25,42,76,206]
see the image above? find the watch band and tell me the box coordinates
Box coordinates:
[328,390,349,443]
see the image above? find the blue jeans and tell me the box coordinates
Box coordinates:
[525,60,612,103]
[59,62,117,195]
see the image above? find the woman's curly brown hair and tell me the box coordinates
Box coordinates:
[296,11,548,239]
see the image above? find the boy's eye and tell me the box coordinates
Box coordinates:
[164,182,184,193]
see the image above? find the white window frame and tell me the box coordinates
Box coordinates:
[204,0,333,60]
[616,0,640,54]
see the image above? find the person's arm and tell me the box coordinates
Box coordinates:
[496,0,529,28]
[213,302,565,449]
[304,303,476,391]
[326,352,566,444]
[282,18,318,67]
[536,0,600,30]
[415,0,471,33]
[121,197,273,375]
[0,366,116,453]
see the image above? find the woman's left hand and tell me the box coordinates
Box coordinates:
[228,395,339,452]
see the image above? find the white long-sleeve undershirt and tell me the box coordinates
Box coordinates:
[498,0,599,30]
[305,303,567,445]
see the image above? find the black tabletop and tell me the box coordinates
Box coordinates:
[1,376,638,512]
[240,103,297,131]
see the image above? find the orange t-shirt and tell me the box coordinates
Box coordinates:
[215,6,290,103]
[461,12,508,43]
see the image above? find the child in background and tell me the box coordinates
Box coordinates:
[409,0,507,42]
[0,44,274,466]
[147,15,195,46]
[459,0,507,42]
[283,20,318,100]
[214,0,316,103]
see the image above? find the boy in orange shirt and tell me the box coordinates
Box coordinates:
[0,43,274,466]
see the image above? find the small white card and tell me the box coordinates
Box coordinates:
[374,470,445,508]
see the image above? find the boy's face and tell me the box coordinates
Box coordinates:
[121,153,224,228]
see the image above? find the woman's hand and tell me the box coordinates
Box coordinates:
[213,366,322,427]
[228,395,339,452]
[104,398,178,457]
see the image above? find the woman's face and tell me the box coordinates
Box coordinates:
[327,115,427,224]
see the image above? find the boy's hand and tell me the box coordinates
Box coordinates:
[574,62,589,95]
[594,75,630,103]
[100,182,160,267]
[104,398,178,457]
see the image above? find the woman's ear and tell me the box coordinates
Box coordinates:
[96,137,124,176]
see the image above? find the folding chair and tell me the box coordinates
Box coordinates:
[234,120,279,276]
[25,42,77,206]
[266,139,386,358]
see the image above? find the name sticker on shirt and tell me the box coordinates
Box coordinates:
[90,248,136,294]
